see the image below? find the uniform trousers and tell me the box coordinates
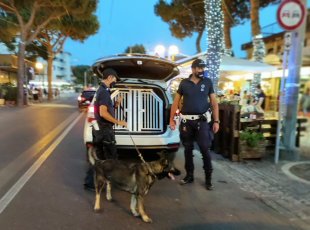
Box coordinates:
[179,119,214,173]
[84,122,117,187]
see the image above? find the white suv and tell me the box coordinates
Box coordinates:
[83,54,180,158]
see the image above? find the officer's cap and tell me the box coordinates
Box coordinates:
[103,68,121,81]
[191,59,207,69]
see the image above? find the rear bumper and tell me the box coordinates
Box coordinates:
[84,120,180,149]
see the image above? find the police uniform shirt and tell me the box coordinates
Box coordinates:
[93,82,114,124]
[177,74,215,114]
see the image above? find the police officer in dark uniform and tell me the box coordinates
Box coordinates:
[84,68,127,191]
[169,59,219,190]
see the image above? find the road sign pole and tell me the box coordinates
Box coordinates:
[275,49,288,164]
[281,0,307,161]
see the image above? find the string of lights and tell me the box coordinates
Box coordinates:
[250,34,265,94]
[205,0,224,96]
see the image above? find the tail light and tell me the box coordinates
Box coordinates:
[167,144,179,148]
[175,109,179,116]
[87,143,93,147]
[87,105,95,123]
[88,106,94,113]
[87,117,96,123]
[78,96,85,101]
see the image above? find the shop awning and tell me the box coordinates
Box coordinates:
[0,54,36,71]
[176,51,278,74]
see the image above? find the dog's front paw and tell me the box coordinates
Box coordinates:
[142,216,153,223]
[133,212,140,217]
[94,208,101,213]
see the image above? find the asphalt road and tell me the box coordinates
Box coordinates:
[0,93,302,230]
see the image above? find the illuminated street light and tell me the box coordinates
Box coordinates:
[36,62,43,69]
[36,62,44,87]
[155,45,165,55]
[169,45,179,61]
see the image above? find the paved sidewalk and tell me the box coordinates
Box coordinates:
[205,121,310,229]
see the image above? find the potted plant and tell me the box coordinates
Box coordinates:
[239,129,267,159]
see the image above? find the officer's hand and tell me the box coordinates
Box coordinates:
[118,120,127,128]
[213,123,219,134]
[116,96,123,104]
[169,120,176,130]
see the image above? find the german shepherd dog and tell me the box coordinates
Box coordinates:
[88,148,181,223]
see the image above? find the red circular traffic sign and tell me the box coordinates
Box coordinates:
[276,0,305,31]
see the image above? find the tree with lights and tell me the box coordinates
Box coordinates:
[249,0,281,94]
[0,0,97,106]
[205,0,224,95]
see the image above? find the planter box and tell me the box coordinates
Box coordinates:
[10,101,16,105]
[239,140,267,159]
[0,99,4,105]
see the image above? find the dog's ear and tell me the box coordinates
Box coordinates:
[157,150,167,159]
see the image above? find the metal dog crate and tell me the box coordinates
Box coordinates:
[111,89,163,133]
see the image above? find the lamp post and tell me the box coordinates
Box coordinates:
[155,45,165,58]
[36,62,44,87]
[169,45,179,61]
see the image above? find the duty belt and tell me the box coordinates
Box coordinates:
[180,111,212,123]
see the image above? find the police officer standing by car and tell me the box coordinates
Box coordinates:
[169,59,219,190]
[84,68,127,191]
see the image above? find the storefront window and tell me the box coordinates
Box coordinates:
[0,70,10,84]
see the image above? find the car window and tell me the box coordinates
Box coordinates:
[82,91,96,98]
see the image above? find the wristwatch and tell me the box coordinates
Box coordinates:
[214,120,220,124]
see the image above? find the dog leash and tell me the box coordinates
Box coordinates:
[118,104,157,179]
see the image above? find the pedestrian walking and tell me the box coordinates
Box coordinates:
[169,59,219,190]
[84,68,127,191]
[43,88,47,99]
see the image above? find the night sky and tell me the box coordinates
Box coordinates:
[63,0,310,66]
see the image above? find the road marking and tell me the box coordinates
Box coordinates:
[0,112,83,214]
[30,104,76,108]
[0,113,78,192]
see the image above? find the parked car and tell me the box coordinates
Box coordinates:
[78,90,96,110]
[83,54,181,159]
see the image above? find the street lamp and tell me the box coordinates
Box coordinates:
[36,62,44,87]
[155,45,165,57]
[169,45,179,61]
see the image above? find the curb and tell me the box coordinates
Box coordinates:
[281,161,310,186]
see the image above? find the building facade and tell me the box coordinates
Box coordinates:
[0,42,71,87]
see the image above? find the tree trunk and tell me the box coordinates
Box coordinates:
[222,0,232,56]
[250,0,265,95]
[205,0,224,96]
[196,26,204,53]
[47,47,53,101]
[17,42,26,107]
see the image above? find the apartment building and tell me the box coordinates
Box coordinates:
[0,42,71,87]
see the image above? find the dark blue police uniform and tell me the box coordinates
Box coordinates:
[84,82,117,189]
[177,74,214,174]
[92,82,117,160]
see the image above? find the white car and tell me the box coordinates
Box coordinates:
[83,54,180,159]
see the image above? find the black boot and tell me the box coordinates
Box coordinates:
[205,170,214,190]
[180,172,194,185]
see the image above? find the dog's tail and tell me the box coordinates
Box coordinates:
[88,146,99,165]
